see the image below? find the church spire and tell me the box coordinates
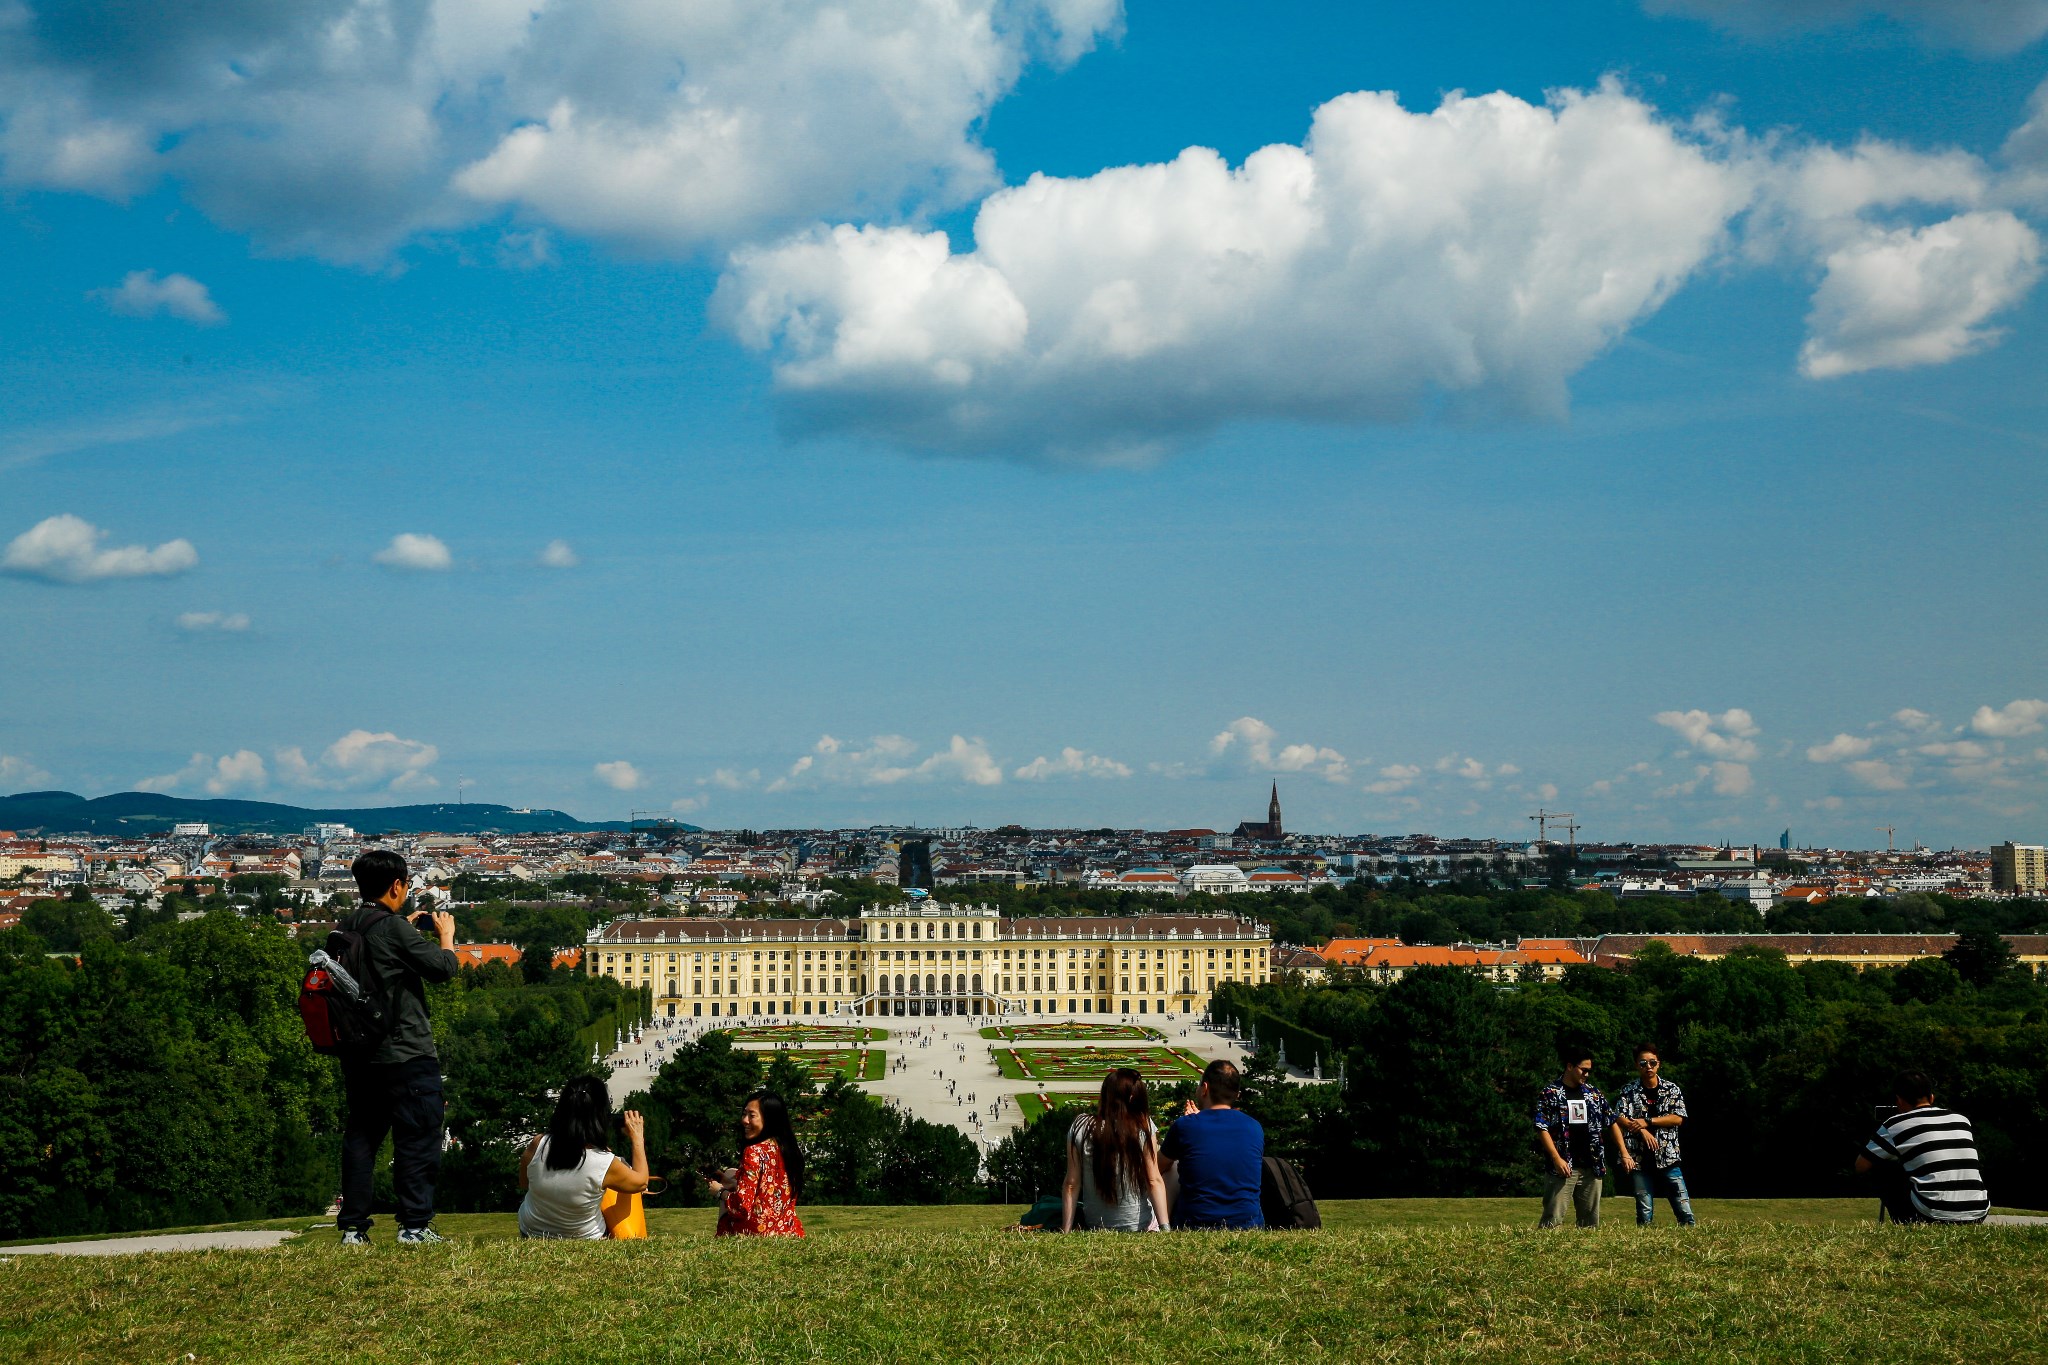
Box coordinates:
[1269,780,1282,837]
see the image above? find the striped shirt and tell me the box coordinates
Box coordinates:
[1864,1105,1990,1223]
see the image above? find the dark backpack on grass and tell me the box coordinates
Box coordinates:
[297,909,393,1057]
[1260,1155,1321,1229]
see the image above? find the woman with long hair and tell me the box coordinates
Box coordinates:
[711,1090,806,1238]
[517,1075,649,1239]
[1062,1068,1170,1232]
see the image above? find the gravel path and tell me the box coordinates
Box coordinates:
[599,1010,1258,1149]
[1,1230,300,1257]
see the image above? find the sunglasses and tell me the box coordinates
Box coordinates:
[1635,1059,1659,1069]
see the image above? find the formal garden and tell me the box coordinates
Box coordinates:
[712,1023,888,1044]
[764,1047,886,1083]
[994,1045,1207,1083]
[978,1022,1161,1042]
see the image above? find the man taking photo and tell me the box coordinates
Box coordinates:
[336,849,458,1246]
[1612,1042,1695,1227]
[1856,1070,1989,1225]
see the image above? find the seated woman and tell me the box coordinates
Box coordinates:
[517,1075,649,1240]
[1061,1067,1170,1232]
[710,1091,806,1238]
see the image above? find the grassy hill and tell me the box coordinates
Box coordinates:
[5,1201,2045,1362]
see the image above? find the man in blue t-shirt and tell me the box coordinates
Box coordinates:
[1159,1059,1264,1229]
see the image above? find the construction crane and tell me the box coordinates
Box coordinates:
[1877,826,1897,853]
[1552,815,1580,859]
[1528,809,1575,848]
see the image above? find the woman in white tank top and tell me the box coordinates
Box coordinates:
[517,1076,650,1239]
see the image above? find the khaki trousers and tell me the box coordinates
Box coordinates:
[1540,1167,1601,1228]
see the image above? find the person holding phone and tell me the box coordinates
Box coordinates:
[711,1091,805,1238]
[518,1076,650,1239]
[335,849,459,1246]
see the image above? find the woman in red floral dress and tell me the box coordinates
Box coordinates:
[712,1091,806,1238]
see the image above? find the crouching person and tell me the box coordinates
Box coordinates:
[518,1077,650,1239]
[1856,1070,1989,1225]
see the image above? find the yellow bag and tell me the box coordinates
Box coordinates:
[601,1176,662,1239]
[601,1188,647,1239]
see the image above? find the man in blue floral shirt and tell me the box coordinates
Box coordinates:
[1612,1042,1696,1227]
[1533,1044,1624,1228]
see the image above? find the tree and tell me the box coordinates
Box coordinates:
[632,1033,764,1204]
[1944,927,2019,988]
[21,897,118,951]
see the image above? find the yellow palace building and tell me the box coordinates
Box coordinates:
[586,901,1271,1020]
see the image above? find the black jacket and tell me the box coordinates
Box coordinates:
[340,903,458,1067]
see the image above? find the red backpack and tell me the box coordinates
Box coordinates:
[298,910,394,1056]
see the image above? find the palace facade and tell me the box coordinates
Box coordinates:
[585,902,1271,1020]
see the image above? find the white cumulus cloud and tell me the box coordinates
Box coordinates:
[373,533,452,572]
[276,729,440,792]
[1846,758,1910,790]
[538,539,580,569]
[1710,761,1755,797]
[0,754,54,790]
[1365,763,1422,795]
[139,749,269,796]
[722,82,1746,460]
[0,0,1121,262]
[594,760,643,791]
[1209,717,1350,782]
[1971,698,2048,736]
[91,269,225,325]
[1654,708,1762,762]
[1013,747,1133,780]
[1434,754,1518,789]
[2,513,197,583]
[176,610,250,633]
[1806,733,1874,762]
[767,733,1003,791]
[1797,212,2040,377]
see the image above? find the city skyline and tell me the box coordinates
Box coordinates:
[3,2,2046,847]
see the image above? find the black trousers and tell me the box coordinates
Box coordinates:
[339,1056,445,1232]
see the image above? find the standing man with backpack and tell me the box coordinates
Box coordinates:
[336,849,457,1246]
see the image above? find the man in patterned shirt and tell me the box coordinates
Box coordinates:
[1612,1042,1696,1226]
[1533,1044,1624,1228]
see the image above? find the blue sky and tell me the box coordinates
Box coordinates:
[2,0,2045,846]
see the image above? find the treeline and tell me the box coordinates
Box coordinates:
[936,879,2048,951]
[621,1033,983,1205]
[1206,931,2048,1209]
[0,911,339,1239]
[0,910,644,1239]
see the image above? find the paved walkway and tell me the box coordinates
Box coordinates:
[1,1230,300,1257]
[600,1010,1259,1149]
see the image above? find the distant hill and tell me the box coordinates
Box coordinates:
[0,790,694,837]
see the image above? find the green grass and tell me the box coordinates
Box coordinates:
[5,1204,2046,1362]
[1014,1091,1098,1122]
[715,1024,886,1044]
[862,1048,885,1081]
